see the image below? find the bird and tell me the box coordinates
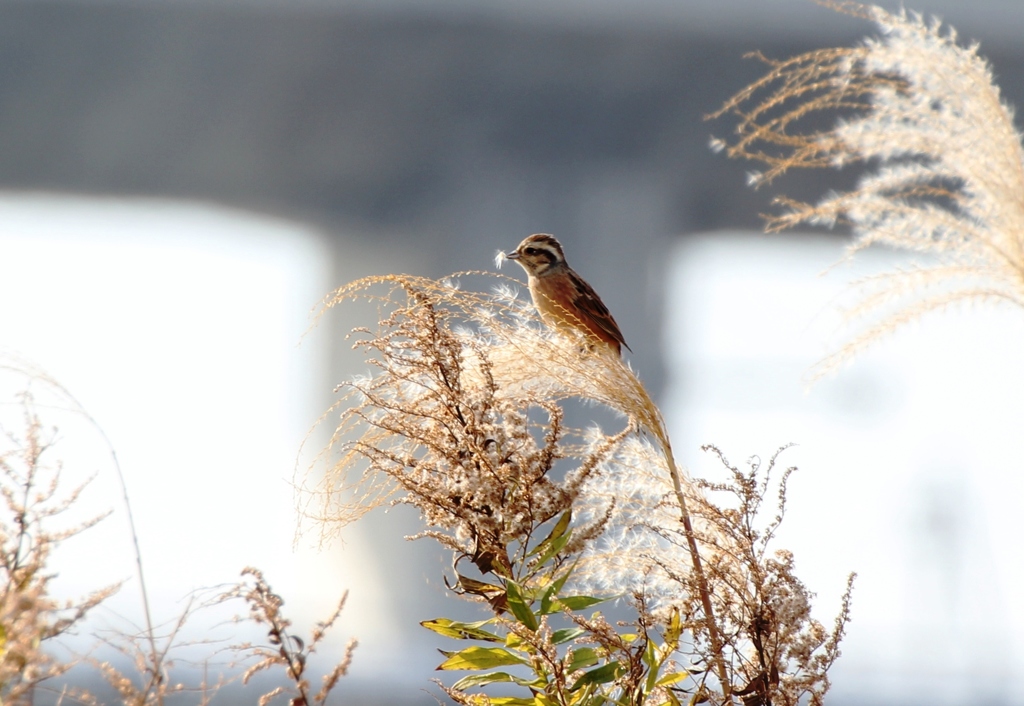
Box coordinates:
[503,233,630,356]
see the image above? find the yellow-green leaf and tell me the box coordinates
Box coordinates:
[565,647,599,673]
[421,618,501,642]
[554,595,605,611]
[539,565,575,615]
[551,627,585,645]
[664,607,682,648]
[644,640,659,691]
[451,671,515,690]
[656,671,689,687]
[528,510,572,558]
[457,574,505,598]
[437,646,527,671]
[505,579,538,631]
[570,661,624,691]
[505,632,527,651]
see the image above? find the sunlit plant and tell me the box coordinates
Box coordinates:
[305,274,852,705]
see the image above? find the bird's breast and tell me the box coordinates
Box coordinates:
[527,273,622,355]
[528,276,573,326]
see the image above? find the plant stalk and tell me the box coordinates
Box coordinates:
[663,439,732,703]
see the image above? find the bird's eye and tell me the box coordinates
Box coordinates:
[524,247,538,255]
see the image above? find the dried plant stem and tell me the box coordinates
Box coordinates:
[616,356,732,699]
[112,449,163,704]
[48,367,163,695]
[0,358,163,702]
[655,423,731,702]
[669,457,731,702]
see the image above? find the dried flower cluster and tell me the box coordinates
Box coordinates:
[309,273,852,705]
[0,395,117,705]
[669,448,852,706]
[91,605,205,706]
[304,275,655,578]
[90,567,356,706]
[711,0,1024,376]
[0,365,356,706]
[687,447,852,706]
[577,440,853,706]
[223,567,357,706]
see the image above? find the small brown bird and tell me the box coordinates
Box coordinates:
[504,234,630,355]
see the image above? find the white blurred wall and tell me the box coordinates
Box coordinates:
[666,232,1024,704]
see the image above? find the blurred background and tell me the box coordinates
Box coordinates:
[2,0,1024,703]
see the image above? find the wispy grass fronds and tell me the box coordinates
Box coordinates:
[711,1,1024,376]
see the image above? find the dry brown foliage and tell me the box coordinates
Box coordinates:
[301,274,668,574]
[303,273,852,705]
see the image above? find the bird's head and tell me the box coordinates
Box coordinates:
[505,233,566,277]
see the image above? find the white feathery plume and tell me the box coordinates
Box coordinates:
[714,3,1024,377]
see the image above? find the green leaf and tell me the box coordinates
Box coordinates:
[570,661,624,691]
[484,698,537,706]
[643,638,658,668]
[528,511,574,571]
[457,573,509,612]
[451,671,515,690]
[539,564,576,615]
[451,655,545,690]
[554,595,606,611]
[456,574,504,598]
[551,627,585,645]
[528,510,572,558]
[421,618,501,642]
[643,640,659,691]
[505,579,539,631]
[532,530,572,571]
[437,646,526,671]
[565,647,599,673]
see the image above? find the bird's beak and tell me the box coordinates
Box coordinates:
[505,250,520,260]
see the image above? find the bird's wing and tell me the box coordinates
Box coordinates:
[569,272,632,352]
